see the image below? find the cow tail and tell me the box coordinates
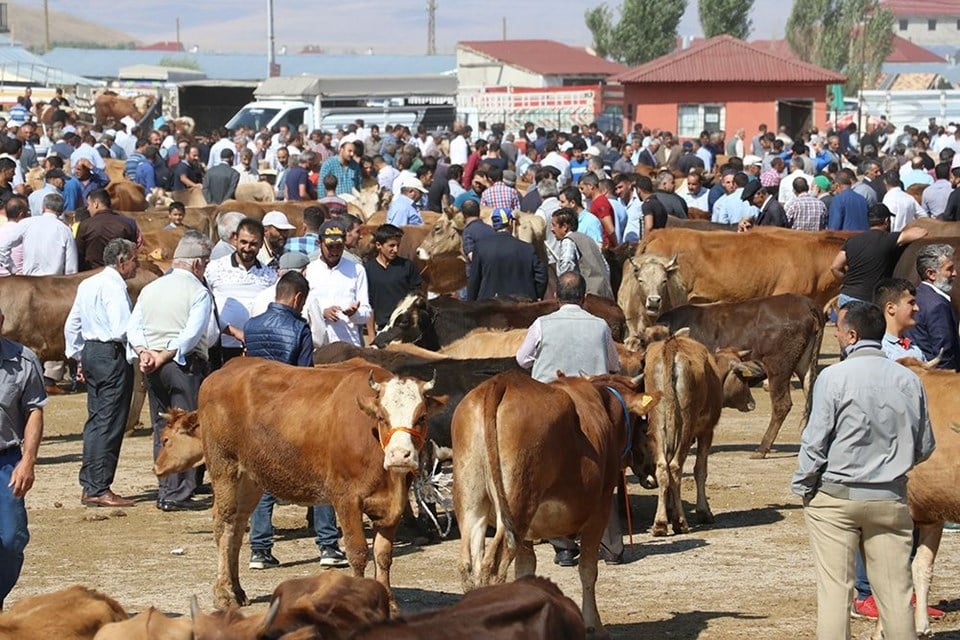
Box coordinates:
[663,337,683,462]
[482,379,517,540]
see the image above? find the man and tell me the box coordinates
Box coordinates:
[882,171,925,232]
[738,181,788,230]
[874,278,926,362]
[304,221,371,347]
[204,218,278,361]
[27,169,65,217]
[284,205,324,256]
[173,146,202,194]
[374,154,399,193]
[74,158,110,202]
[0,306,45,609]
[449,125,470,166]
[467,207,547,302]
[679,172,709,211]
[784,178,827,231]
[453,168,488,211]
[677,141,705,175]
[578,174,617,248]
[96,131,125,161]
[905,244,958,370]
[651,171,688,220]
[460,199,495,270]
[317,175,349,218]
[134,146,159,194]
[617,174,643,243]
[778,157,815,205]
[712,172,756,226]
[284,151,317,201]
[922,163,952,218]
[364,224,422,333]
[319,141,360,195]
[541,140,571,188]
[64,239,139,507]
[211,211,244,260]
[257,211,295,269]
[792,300,934,639]
[830,203,927,307]
[386,176,426,227]
[558,187,602,246]
[636,140,659,169]
[551,208,614,300]
[251,251,310,318]
[75,190,139,271]
[612,144,634,175]
[827,170,870,231]
[0,193,76,276]
[202,148,240,205]
[479,165,520,211]
[636,175,669,237]
[0,197,27,276]
[515,271,622,566]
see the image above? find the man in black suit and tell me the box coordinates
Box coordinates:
[739,180,788,229]
[906,243,959,370]
[466,207,547,301]
[202,148,240,205]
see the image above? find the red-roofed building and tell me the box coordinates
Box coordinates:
[613,36,845,141]
[883,0,960,46]
[750,35,944,64]
[457,39,627,87]
[137,41,184,52]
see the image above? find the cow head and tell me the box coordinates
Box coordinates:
[416,216,463,260]
[619,254,686,339]
[357,372,446,472]
[154,409,203,477]
[714,348,766,412]
[371,295,427,347]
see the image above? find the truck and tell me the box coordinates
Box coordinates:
[226,74,458,133]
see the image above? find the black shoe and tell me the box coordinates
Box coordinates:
[249,550,280,570]
[599,548,624,565]
[553,549,579,567]
[193,484,213,495]
[157,499,207,512]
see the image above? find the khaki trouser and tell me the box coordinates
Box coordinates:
[804,491,915,640]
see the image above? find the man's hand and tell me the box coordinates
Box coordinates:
[138,350,159,374]
[9,458,35,497]
[322,306,342,323]
[342,301,360,317]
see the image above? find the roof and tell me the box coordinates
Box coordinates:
[254,75,457,99]
[41,48,456,82]
[0,45,99,86]
[881,0,960,17]
[752,35,944,64]
[457,39,627,77]
[118,64,207,82]
[137,42,184,52]
[613,35,846,84]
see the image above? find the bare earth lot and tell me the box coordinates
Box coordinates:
[11,346,960,639]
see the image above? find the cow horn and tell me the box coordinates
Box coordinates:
[737,349,752,359]
[628,256,640,270]
[673,327,690,338]
[260,595,282,633]
[190,595,200,621]
[665,253,679,271]
[578,369,589,377]
[925,349,944,370]
[631,373,644,386]
[368,371,382,392]
[422,370,437,392]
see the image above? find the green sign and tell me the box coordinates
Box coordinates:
[829,84,845,111]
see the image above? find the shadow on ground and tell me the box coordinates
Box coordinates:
[608,610,766,639]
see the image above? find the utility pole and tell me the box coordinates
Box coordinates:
[175,17,181,50]
[43,0,50,52]
[426,0,436,55]
[501,16,506,40]
[267,0,278,77]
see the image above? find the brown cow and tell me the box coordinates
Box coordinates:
[637,227,851,308]
[652,294,825,458]
[617,253,686,339]
[106,181,147,212]
[197,357,445,609]
[93,92,155,126]
[351,576,585,640]
[234,182,275,203]
[453,369,658,636]
[643,334,765,536]
[154,408,202,477]
[92,608,192,640]
[0,586,127,640]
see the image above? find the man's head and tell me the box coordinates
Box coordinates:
[550,207,578,241]
[42,192,65,216]
[867,203,892,229]
[656,170,675,193]
[5,196,28,222]
[216,211,245,244]
[685,172,702,193]
[168,201,186,226]
[578,173,600,199]
[319,220,346,266]
[461,199,480,219]
[274,271,310,315]
[874,278,919,335]
[261,211,296,254]
[635,175,655,198]
[171,232,212,279]
[374,224,403,262]
[336,213,362,249]
[44,168,66,191]
[103,238,139,280]
[558,186,583,210]
[835,300,885,351]
[490,207,513,233]
[556,271,586,305]
[86,189,111,214]
[234,217,265,268]
[0,157,16,184]
[302,205,325,233]
[338,141,356,166]
[916,244,956,293]
[720,171,737,195]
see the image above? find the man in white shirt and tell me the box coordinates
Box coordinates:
[64,238,140,508]
[779,157,815,205]
[679,172,710,211]
[304,221,372,347]
[449,126,471,166]
[27,169,65,217]
[0,192,76,276]
[882,171,925,232]
[541,140,572,188]
[70,133,105,171]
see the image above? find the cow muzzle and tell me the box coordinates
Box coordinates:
[416,247,431,260]
[644,296,662,314]
[381,426,424,472]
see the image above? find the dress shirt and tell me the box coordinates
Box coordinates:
[377,165,399,191]
[883,187,925,232]
[449,136,469,166]
[28,183,60,217]
[0,211,77,275]
[712,190,756,224]
[827,188,870,231]
[778,170,815,204]
[541,152,571,187]
[610,196,627,244]
[386,194,423,226]
[284,233,320,256]
[921,179,952,218]
[64,267,132,360]
[127,269,212,365]
[318,157,360,195]
[785,193,828,231]
[0,337,47,448]
[577,210,604,245]
[304,256,372,347]
[204,253,277,348]
[901,168,933,189]
[0,222,22,276]
[480,182,520,210]
[70,143,106,170]
[881,332,925,362]
[515,304,619,373]
[680,187,710,211]
[622,193,644,243]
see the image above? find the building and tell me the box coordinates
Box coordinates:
[884,0,960,46]
[613,36,846,140]
[456,39,626,88]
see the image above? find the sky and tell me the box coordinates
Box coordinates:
[47,0,795,55]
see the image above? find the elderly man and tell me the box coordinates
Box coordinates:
[905,244,958,370]
[257,211,296,268]
[0,192,76,276]
[128,233,214,511]
[211,211,244,260]
[785,178,828,231]
[27,169,65,217]
[0,306,45,609]
[386,176,426,226]
[64,238,140,507]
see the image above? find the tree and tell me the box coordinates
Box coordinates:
[786,0,894,93]
[158,56,202,71]
[698,0,754,39]
[585,0,688,66]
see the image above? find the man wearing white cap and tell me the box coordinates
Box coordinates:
[258,211,296,269]
[115,117,138,158]
[385,175,425,226]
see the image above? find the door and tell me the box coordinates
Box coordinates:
[777,100,813,140]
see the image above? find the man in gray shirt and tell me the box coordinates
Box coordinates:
[792,300,935,639]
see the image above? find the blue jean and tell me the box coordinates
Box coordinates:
[0,448,29,609]
[249,491,340,551]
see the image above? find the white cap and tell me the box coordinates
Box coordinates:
[742,154,763,166]
[262,211,296,230]
[120,115,137,130]
[584,145,602,156]
[398,175,427,193]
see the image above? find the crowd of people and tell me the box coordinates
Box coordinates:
[1,86,959,636]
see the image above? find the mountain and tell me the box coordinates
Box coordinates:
[7,2,139,50]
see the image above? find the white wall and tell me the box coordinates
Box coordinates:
[456,48,546,90]
[896,16,960,46]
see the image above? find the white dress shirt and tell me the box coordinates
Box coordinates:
[64,267,132,360]
[779,170,815,204]
[450,135,469,166]
[127,269,213,365]
[204,253,277,348]
[680,187,710,211]
[541,152,572,188]
[70,143,106,170]
[28,184,60,217]
[304,256,372,347]
[883,186,925,232]
[0,211,77,275]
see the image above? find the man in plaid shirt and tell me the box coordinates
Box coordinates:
[785,177,827,231]
[318,142,360,195]
[479,165,520,211]
[284,206,325,255]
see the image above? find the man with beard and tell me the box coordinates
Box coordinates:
[173,145,202,194]
[304,221,371,347]
[905,244,958,370]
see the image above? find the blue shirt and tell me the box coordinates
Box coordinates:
[881,332,925,362]
[610,197,628,244]
[828,188,869,231]
[712,190,757,224]
[318,156,360,195]
[454,189,480,211]
[569,158,589,185]
[386,194,423,226]
[577,210,603,245]
[284,233,320,255]
[62,177,83,212]
[135,161,156,191]
[79,167,110,201]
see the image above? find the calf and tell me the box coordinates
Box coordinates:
[154,409,202,477]
[643,334,765,536]
[0,586,127,640]
[453,369,658,636]
[92,608,192,640]
[652,294,825,457]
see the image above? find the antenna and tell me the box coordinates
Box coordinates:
[427,0,436,55]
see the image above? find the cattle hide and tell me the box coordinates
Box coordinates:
[0,586,127,640]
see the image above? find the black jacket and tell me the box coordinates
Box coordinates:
[243,302,313,366]
[467,232,547,301]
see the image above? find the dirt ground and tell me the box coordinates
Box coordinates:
[10,343,960,639]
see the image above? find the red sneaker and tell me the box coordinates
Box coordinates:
[852,595,879,619]
[911,594,945,620]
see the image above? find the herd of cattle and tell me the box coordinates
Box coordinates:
[3,186,960,638]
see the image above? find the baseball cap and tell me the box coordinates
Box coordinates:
[490,207,513,229]
[682,141,693,150]
[278,251,310,270]
[742,155,763,166]
[319,220,346,244]
[584,145,602,157]
[398,174,427,193]
[262,211,296,230]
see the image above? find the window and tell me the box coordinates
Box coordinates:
[928,19,937,30]
[677,103,725,137]
[899,19,908,30]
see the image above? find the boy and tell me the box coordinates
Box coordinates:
[363,224,422,338]
[163,202,187,230]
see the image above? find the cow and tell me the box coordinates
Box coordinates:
[665,217,735,231]
[651,294,825,458]
[908,218,960,238]
[350,576,585,640]
[355,222,467,297]
[415,210,547,266]
[637,227,851,308]
[106,181,148,212]
[453,369,658,636]
[92,609,192,640]
[372,294,627,349]
[93,92,155,126]
[154,408,203,477]
[643,333,765,536]
[133,206,217,242]
[232,182,275,202]
[0,586,127,640]
[197,357,445,609]
[617,253,686,339]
